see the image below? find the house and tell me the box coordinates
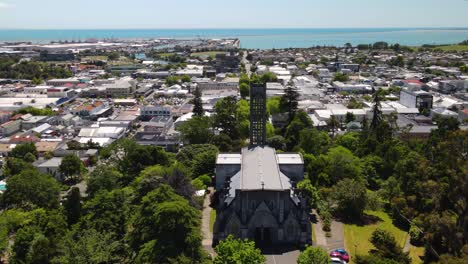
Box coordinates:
[0,120,21,136]
[140,105,171,121]
[400,89,433,110]
[36,157,64,181]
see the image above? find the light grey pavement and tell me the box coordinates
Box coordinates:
[265,250,300,264]
[201,188,214,255]
[326,220,345,251]
[312,210,328,248]
[311,210,345,251]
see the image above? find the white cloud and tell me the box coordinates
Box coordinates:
[0,2,13,9]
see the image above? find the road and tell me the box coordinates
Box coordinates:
[265,250,300,264]
[242,51,252,77]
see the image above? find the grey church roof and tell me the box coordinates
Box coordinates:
[240,146,291,191]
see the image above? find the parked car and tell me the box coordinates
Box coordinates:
[335,249,350,262]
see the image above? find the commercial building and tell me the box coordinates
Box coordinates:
[400,89,433,110]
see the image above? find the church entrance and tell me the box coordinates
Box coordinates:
[254,227,272,247]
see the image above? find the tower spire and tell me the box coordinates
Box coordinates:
[249,84,267,148]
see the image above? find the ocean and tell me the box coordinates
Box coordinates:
[0,28,467,49]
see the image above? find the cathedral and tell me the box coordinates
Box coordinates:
[213,85,312,247]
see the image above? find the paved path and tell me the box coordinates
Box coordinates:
[311,210,345,251]
[265,250,300,264]
[403,233,411,253]
[326,220,345,251]
[201,188,214,255]
[312,210,328,248]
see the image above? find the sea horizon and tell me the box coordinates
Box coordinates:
[1,27,467,49]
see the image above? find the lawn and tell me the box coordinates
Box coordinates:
[436,45,468,52]
[344,211,407,260]
[210,209,216,232]
[408,245,425,264]
[191,51,224,58]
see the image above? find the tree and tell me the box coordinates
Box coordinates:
[54,229,125,264]
[107,52,120,61]
[345,112,356,123]
[240,83,250,99]
[10,142,38,159]
[80,188,131,238]
[130,185,202,263]
[266,135,286,151]
[59,154,86,179]
[3,169,61,209]
[192,87,204,117]
[297,179,320,208]
[64,187,81,226]
[213,96,240,140]
[180,75,191,83]
[86,165,123,197]
[299,128,331,155]
[2,157,34,178]
[332,178,367,219]
[284,110,313,150]
[214,235,265,264]
[333,72,349,82]
[297,246,329,264]
[280,85,300,121]
[178,116,213,144]
[369,229,411,264]
[267,96,281,115]
[325,146,362,183]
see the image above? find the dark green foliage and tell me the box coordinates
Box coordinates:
[59,154,86,179]
[64,187,81,226]
[86,165,123,197]
[55,229,126,264]
[369,229,411,264]
[280,86,300,121]
[101,139,170,183]
[332,178,367,219]
[284,110,313,150]
[176,144,218,177]
[130,185,202,263]
[214,235,266,264]
[3,169,61,209]
[297,246,329,264]
[0,58,72,80]
[333,72,350,82]
[299,128,331,155]
[13,106,55,116]
[178,116,213,144]
[10,142,38,160]
[239,82,250,99]
[80,188,131,238]
[192,87,204,117]
[266,135,286,150]
[213,96,241,140]
[2,157,34,178]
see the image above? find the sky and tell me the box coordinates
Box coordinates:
[0,0,467,29]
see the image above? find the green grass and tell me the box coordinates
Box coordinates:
[311,222,317,243]
[190,51,224,58]
[408,244,425,264]
[435,45,468,52]
[344,211,407,259]
[210,209,216,232]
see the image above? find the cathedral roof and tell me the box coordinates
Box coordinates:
[239,146,291,191]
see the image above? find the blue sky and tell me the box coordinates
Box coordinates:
[0,0,467,29]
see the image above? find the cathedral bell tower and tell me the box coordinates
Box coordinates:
[249,84,267,148]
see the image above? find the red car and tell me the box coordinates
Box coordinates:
[330,249,350,263]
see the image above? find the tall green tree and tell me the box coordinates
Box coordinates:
[192,87,204,117]
[3,169,61,209]
[10,142,38,159]
[213,96,240,140]
[178,116,213,144]
[59,154,86,180]
[64,187,82,226]
[297,246,329,264]
[332,178,367,219]
[130,185,202,263]
[280,85,300,121]
[214,235,265,264]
